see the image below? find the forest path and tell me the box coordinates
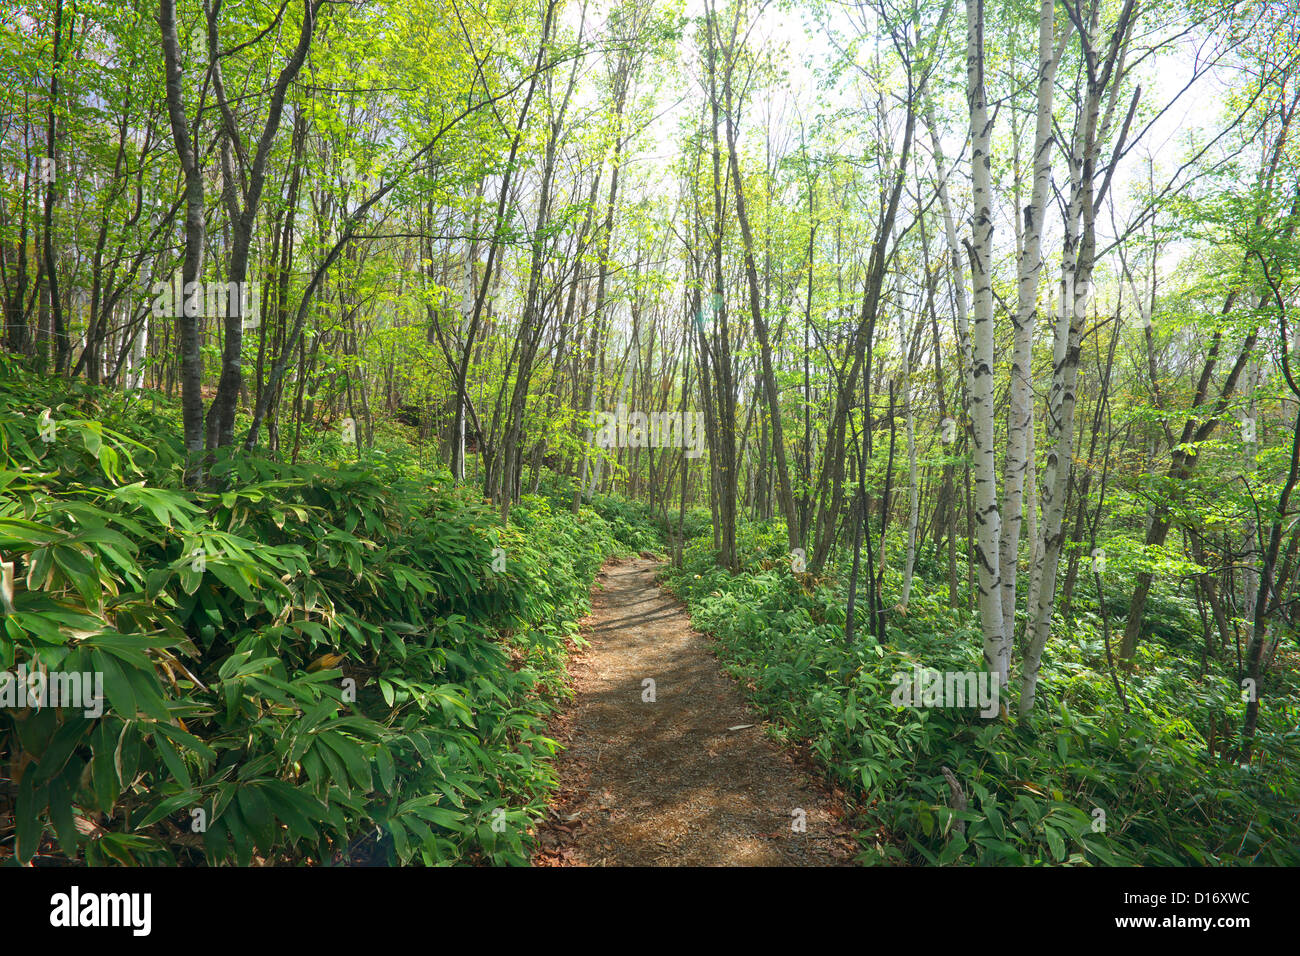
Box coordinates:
[533,557,858,866]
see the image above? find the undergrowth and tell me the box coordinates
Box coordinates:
[661,519,1300,866]
[0,358,638,866]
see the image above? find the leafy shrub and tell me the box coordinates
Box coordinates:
[0,359,627,866]
[661,519,1300,866]
[585,495,665,554]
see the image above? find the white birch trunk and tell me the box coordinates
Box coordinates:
[1021,0,1135,714]
[1025,406,1039,586]
[965,0,1007,687]
[998,0,1071,647]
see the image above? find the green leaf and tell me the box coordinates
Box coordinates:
[153,731,192,789]
[48,773,80,859]
[1044,825,1066,863]
[237,785,277,851]
[30,717,90,786]
[376,745,396,793]
[92,650,137,720]
[137,789,202,829]
[16,773,47,863]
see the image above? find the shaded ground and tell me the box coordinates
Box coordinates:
[534,557,858,866]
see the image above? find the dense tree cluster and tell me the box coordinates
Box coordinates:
[2,0,1298,865]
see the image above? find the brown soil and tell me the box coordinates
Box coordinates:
[534,557,858,866]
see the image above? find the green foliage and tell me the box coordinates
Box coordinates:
[662,519,1300,866]
[585,494,666,554]
[0,359,631,866]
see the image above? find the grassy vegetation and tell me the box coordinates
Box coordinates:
[0,358,643,866]
[661,518,1300,866]
[4,350,1296,868]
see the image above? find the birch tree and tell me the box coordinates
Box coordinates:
[998,0,1072,644]
[963,0,1006,686]
[1021,0,1139,716]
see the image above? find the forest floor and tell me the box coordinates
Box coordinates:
[533,556,859,866]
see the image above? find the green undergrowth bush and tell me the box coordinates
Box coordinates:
[0,357,626,866]
[585,494,666,554]
[526,477,668,555]
[661,521,1300,866]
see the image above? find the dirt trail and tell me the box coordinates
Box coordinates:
[534,557,857,866]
